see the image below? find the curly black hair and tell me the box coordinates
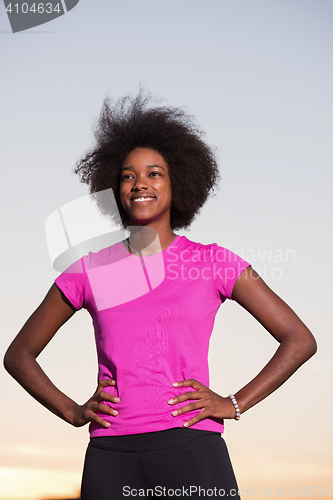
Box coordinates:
[74,89,221,231]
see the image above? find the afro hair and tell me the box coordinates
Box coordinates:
[74,89,221,231]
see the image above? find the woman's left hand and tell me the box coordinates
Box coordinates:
[168,379,236,428]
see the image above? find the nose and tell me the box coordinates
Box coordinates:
[132,173,149,191]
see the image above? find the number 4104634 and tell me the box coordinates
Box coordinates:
[5,3,61,14]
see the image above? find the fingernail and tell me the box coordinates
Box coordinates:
[105,422,111,427]
[173,382,179,387]
[168,399,175,404]
[183,422,188,427]
[114,397,120,402]
[172,410,178,416]
[113,410,119,415]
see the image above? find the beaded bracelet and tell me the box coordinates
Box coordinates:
[228,394,241,420]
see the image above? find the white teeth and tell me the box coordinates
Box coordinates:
[132,197,154,202]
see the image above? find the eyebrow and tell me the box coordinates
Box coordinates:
[121,164,166,173]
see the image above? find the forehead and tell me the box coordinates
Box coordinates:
[122,148,168,170]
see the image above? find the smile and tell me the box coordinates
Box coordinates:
[131,197,155,203]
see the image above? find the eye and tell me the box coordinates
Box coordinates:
[121,174,133,181]
[149,171,161,177]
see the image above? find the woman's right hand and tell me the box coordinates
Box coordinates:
[71,379,120,428]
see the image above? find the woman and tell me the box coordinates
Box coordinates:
[4,90,317,499]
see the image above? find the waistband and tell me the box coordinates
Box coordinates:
[88,427,221,452]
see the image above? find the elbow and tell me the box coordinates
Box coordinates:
[283,329,318,364]
[3,348,16,376]
[3,353,12,376]
[307,336,317,358]
[299,331,317,362]
[3,346,24,378]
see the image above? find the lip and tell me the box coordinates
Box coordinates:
[130,196,156,203]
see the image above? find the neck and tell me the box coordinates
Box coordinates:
[126,224,177,255]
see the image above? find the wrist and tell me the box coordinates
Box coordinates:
[228,394,241,420]
[62,400,81,427]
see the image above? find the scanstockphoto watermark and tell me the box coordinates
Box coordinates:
[123,485,331,498]
[165,245,296,281]
[123,485,241,497]
[233,245,296,281]
[3,0,80,33]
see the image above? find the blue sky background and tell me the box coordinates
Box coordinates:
[1,1,332,498]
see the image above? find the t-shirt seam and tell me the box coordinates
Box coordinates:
[81,255,97,311]
[225,263,252,301]
[54,280,81,310]
[209,243,225,302]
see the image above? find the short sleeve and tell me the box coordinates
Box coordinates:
[209,244,251,301]
[54,257,87,310]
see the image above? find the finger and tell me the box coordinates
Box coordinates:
[96,402,119,416]
[171,400,204,417]
[93,379,116,397]
[98,379,116,388]
[96,390,120,404]
[88,411,112,428]
[182,409,207,428]
[88,402,119,416]
[173,379,205,390]
[168,390,208,405]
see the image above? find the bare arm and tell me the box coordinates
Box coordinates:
[231,266,317,413]
[3,283,119,428]
[168,266,317,425]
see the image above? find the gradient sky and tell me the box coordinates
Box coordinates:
[1,1,332,499]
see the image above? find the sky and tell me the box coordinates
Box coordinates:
[1,0,332,499]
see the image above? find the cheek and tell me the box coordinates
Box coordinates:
[161,185,172,204]
[118,187,128,209]
[167,182,173,203]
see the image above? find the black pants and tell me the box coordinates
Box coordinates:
[81,428,240,499]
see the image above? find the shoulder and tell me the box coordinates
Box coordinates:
[80,241,125,271]
[165,235,216,263]
[174,235,216,253]
[175,236,245,262]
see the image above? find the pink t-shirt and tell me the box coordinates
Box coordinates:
[55,235,251,437]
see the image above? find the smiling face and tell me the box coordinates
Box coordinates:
[119,147,173,229]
